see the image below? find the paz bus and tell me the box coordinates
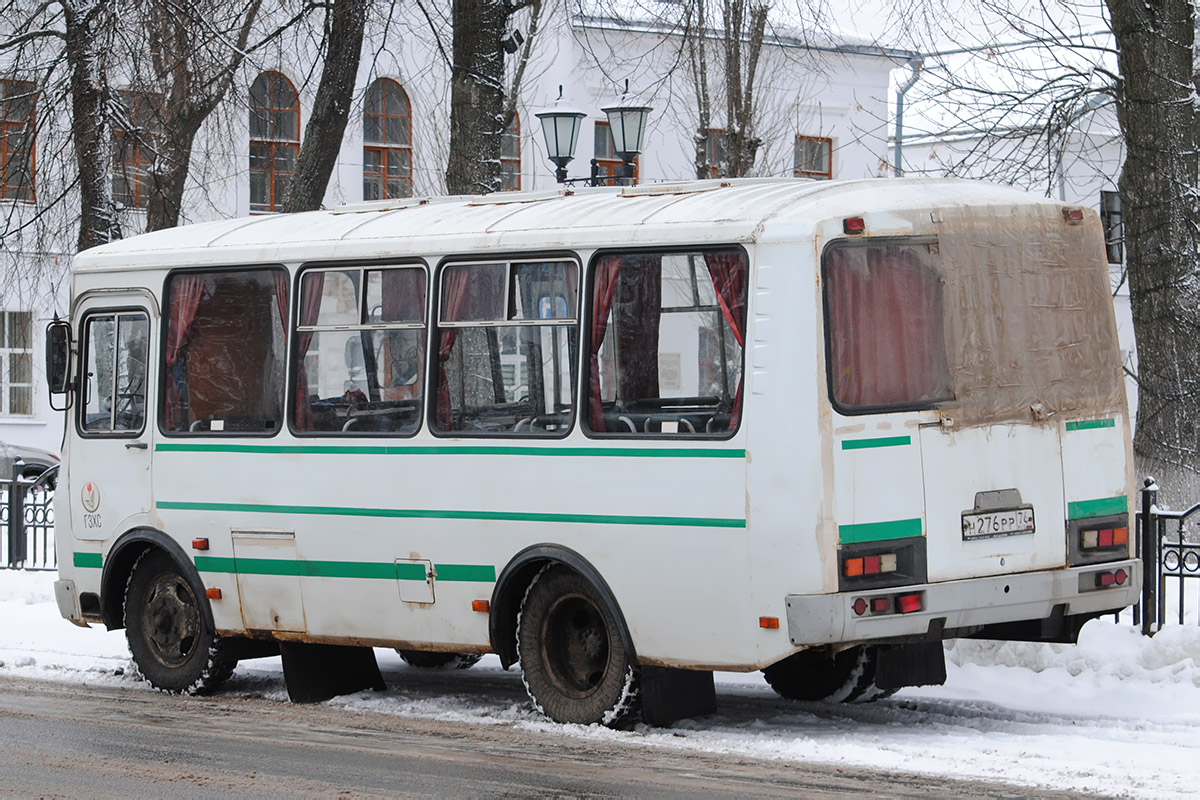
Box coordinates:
[46,178,1139,726]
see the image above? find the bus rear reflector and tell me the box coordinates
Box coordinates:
[897,593,922,614]
[760,616,780,629]
[852,598,868,616]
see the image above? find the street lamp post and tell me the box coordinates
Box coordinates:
[536,82,652,186]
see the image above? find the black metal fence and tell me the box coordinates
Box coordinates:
[1135,477,1200,634]
[0,461,58,571]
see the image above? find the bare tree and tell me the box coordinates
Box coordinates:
[1105,0,1200,492]
[684,0,769,178]
[283,0,368,212]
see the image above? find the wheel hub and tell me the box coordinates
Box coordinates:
[141,575,200,668]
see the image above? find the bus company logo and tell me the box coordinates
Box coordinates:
[81,482,101,514]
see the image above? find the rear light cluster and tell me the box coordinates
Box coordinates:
[850,591,923,617]
[844,553,898,578]
[1082,527,1128,550]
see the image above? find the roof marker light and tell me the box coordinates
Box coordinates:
[843,217,866,234]
[1062,207,1084,225]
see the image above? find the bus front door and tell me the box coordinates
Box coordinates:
[71,299,155,543]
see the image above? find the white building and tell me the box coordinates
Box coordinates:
[0,7,911,454]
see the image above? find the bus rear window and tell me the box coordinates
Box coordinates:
[823,242,953,412]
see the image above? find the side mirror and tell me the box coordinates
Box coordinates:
[45,320,72,404]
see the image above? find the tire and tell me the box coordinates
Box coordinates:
[396,650,483,670]
[516,565,640,726]
[763,645,895,704]
[124,549,235,695]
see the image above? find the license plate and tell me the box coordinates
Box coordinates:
[961,507,1035,540]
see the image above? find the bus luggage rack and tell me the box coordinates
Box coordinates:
[1,464,58,571]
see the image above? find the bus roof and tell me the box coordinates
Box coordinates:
[74,178,1064,272]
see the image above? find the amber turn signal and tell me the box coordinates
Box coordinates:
[472,600,490,613]
[205,588,222,600]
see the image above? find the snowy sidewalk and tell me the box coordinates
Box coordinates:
[4,568,1200,797]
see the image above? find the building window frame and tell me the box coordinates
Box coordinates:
[249,71,300,214]
[1,310,33,417]
[793,135,833,181]
[113,90,163,210]
[0,80,36,203]
[500,112,521,192]
[593,121,638,184]
[363,78,412,201]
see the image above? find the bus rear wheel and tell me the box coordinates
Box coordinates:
[395,650,483,670]
[517,565,639,726]
[124,550,235,695]
[762,645,896,703]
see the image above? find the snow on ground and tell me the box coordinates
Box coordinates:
[4,567,1200,797]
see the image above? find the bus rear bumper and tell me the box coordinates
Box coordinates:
[783,559,1141,646]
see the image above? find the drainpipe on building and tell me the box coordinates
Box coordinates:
[893,55,924,178]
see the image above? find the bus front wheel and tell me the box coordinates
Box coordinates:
[517,565,640,726]
[124,549,235,694]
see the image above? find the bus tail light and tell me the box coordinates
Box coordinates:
[1095,569,1128,588]
[850,592,921,617]
[843,553,898,578]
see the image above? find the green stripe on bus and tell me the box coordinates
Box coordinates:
[155,443,744,459]
[838,518,923,544]
[841,435,911,450]
[159,500,746,529]
[1065,418,1116,432]
[1068,496,1128,520]
[73,552,102,569]
[194,555,495,582]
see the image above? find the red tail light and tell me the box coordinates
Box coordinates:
[897,593,922,614]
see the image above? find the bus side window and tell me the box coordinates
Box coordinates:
[80,311,149,435]
[433,259,578,437]
[161,268,287,435]
[584,249,746,437]
[292,265,426,435]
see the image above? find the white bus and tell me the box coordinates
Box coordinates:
[47,178,1139,726]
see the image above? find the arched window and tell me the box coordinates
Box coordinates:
[499,113,520,191]
[249,72,299,213]
[363,78,412,200]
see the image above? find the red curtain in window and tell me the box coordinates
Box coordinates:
[164,274,205,430]
[436,268,475,430]
[381,268,426,322]
[704,251,747,429]
[826,247,951,409]
[293,272,324,430]
[587,256,621,431]
[615,255,661,404]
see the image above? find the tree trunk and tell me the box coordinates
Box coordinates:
[282,0,367,213]
[1106,0,1200,494]
[63,0,117,251]
[446,0,507,195]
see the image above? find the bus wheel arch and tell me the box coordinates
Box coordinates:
[490,544,637,671]
[101,528,214,633]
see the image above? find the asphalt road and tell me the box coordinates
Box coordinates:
[0,676,1090,798]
